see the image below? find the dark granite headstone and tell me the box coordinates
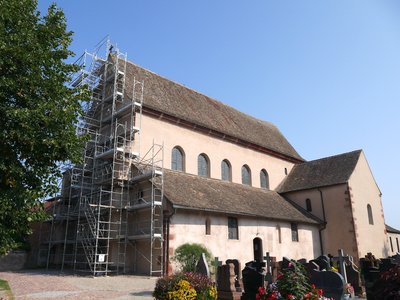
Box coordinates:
[345,262,362,296]
[305,261,320,280]
[281,257,292,269]
[241,261,266,300]
[311,269,344,300]
[195,253,210,277]
[380,258,395,272]
[311,255,331,271]
[392,253,400,265]
[297,258,307,264]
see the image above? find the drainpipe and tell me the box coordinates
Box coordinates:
[318,189,327,255]
[164,208,176,276]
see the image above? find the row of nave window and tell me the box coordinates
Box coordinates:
[171,146,270,189]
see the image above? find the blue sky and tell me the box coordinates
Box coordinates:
[38,1,400,230]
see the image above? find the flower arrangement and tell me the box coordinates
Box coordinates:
[168,279,197,299]
[153,272,217,300]
[255,260,333,300]
[255,285,279,300]
[276,261,310,298]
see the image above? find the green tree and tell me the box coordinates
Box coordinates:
[172,243,213,273]
[0,0,85,254]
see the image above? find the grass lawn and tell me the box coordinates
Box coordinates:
[0,278,14,299]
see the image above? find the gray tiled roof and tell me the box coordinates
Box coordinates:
[124,60,303,162]
[277,150,362,193]
[386,224,400,234]
[163,169,320,224]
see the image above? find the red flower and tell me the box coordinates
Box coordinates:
[311,284,316,289]
[256,293,260,300]
[267,292,278,300]
[317,288,323,296]
[277,274,284,280]
[258,287,266,294]
[287,294,294,299]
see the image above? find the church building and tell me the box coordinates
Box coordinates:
[33,43,392,276]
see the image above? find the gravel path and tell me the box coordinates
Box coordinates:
[0,269,157,299]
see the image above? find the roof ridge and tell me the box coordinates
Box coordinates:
[300,149,362,165]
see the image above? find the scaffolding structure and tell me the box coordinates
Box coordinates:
[38,38,164,276]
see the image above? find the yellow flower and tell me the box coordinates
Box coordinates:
[168,279,197,300]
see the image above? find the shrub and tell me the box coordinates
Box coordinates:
[172,243,212,273]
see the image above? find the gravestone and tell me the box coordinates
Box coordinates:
[241,261,266,300]
[297,258,307,264]
[345,257,363,296]
[392,253,400,265]
[195,253,210,277]
[214,257,223,286]
[364,252,380,268]
[360,253,381,299]
[305,261,320,280]
[310,269,344,300]
[226,259,243,292]
[380,258,396,272]
[281,257,292,269]
[217,263,243,300]
[263,252,273,284]
[311,255,331,271]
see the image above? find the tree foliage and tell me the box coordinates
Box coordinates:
[0,0,85,254]
[172,243,213,273]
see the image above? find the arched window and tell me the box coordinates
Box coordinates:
[241,165,252,186]
[171,146,185,171]
[367,204,374,225]
[221,159,232,181]
[306,198,312,212]
[260,169,269,189]
[198,153,210,177]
